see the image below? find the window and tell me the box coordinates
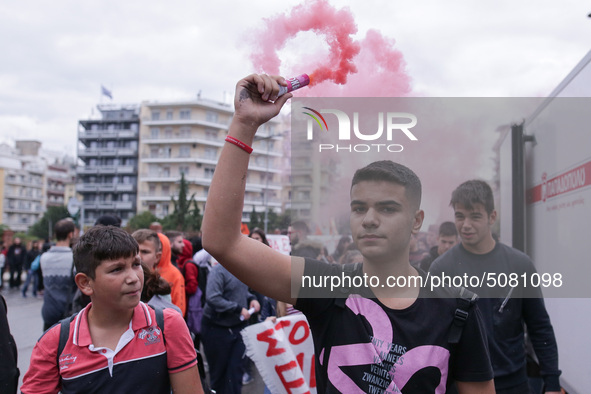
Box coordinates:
[162,185,170,195]
[204,167,215,179]
[164,128,173,139]
[204,147,217,160]
[151,128,159,138]
[151,111,160,121]
[163,204,169,215]
[150,148,159,158]
[180,127,191,138]
[180,110,191,120]
[149,184,156,193]
[166,110,173,120]
[179,166,190,175]
[163,167,170,177]
[206,111,218,123]
[179,145,191,158]
[205,129,218,140]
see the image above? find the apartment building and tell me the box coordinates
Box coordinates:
[46,164,76,208]
[0,143,45,232]
[138,98,284,224]
[77,104,139,227]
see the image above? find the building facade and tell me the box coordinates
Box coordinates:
[138,98,284,225]
[0,143,45,232]
[77,104,140,227]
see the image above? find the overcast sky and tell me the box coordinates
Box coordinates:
[0,0,589,158]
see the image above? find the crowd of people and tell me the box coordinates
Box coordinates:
[0,73,563,394]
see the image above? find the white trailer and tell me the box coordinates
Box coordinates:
[499,50,591,393]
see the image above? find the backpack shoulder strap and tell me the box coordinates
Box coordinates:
[448,287,479,345]
[150,304,166,345]
[56,314,77,364]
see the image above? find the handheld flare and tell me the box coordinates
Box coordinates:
[277,74,310,97]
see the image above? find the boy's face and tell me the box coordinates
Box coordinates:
[453,202,496,252]
[437,235,457,256]
[350,180,423,264]
[138,240,161,270]
[86,255,144,311]
[170,236,184,255]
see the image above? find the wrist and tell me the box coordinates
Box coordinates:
[228,117,259,143]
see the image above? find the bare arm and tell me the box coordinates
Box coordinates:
[170,365,204,394]
[456,380,495,394]
[202,74,303,304]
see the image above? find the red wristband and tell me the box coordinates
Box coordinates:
[225,135,253,154]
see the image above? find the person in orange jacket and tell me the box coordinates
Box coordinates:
[156,233,186,316]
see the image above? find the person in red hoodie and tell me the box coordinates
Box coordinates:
[156,233,186,316]
[175,238,199,299]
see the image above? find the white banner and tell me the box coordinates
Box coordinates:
[241,314,316,394]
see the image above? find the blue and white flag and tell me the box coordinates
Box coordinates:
[101,85,113,99]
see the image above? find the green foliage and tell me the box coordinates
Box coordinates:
[249,206,262,230]
[28,206,70,240]
[126,211,159,232]
[164,173,203,232]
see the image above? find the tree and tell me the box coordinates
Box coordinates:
[126,211,159,232]
[249,206,261,230]
[164,173,203,232]
[28,206,70,240]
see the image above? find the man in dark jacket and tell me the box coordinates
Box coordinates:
[7,238,26,289]
[0,294,19,393]
[417,221,457,272]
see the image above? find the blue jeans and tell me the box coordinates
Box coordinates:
[22,269,39,296]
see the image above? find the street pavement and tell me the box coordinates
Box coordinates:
[2,274,265,393]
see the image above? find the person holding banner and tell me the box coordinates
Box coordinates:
[202,74,495,393]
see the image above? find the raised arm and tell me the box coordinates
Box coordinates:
[202,74,303,304]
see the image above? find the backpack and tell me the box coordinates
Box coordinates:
[336,262,478,345]
[181,260,209,334]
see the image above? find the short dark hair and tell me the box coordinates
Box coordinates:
[131,229,162,252]
[351,160,422,209]
[54,219,76,241]
[94,215,122,227]
[291,221,310,235]
[438,221,457,237]
[73,226,139,279]
[450,180,495,215]
[165,231,183,242]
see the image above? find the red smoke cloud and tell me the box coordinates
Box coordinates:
[249,0,412,97]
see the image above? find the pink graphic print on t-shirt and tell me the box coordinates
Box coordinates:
[326,296,450,393]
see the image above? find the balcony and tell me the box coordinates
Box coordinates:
[142,136,224,147]
[139,191,208,202]
[78,148,138,158]
[3,192,43,200]
[5,178,43,188]
[140,155,217,165]
[82,201,135,211]
[78,129,138,140]
[77,165,137,175]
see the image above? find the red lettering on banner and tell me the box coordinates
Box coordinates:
[257,328,286,357]
[275,320,292,330]
[275,360,309,394]
[527,160,591,204]
[289,320,310,345]
[295,352,316,388]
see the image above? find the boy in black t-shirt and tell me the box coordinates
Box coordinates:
[202,74,495,393]
[430,180,561,393]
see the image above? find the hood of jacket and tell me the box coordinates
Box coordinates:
[177,239,194,268]
[157,233,173,270]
